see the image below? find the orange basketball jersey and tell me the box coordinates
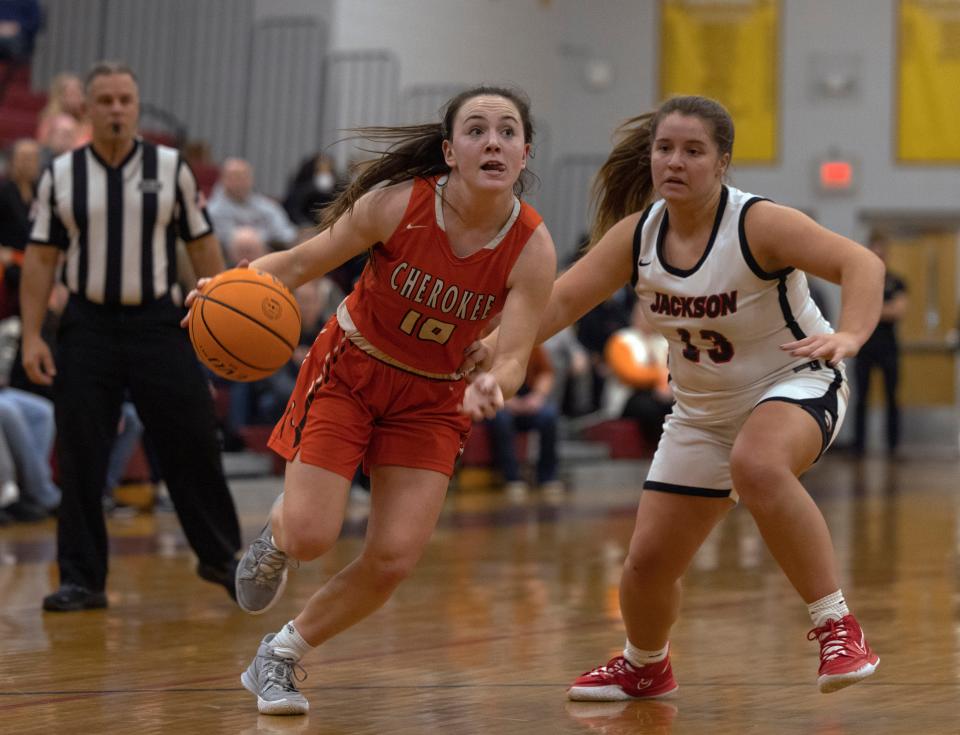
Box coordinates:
[339,175,542,378]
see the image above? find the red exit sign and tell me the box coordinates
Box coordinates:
[818,159,855,192]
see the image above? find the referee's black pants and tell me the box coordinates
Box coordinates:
[53,295,241,592]
[852,334,901,453]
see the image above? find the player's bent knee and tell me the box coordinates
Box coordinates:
[282,528,338,562]
[730,448,784,493]
[359,551,417,594]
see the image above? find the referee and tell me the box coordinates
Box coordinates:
[20,60,241,612]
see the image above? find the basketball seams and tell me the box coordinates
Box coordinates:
[206,277,301,320]
[197,292,298,352]
[188,268,302,381]
[195,295,287,373]
[188,299,200,357]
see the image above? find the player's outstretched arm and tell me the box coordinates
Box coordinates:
[459,213,637,377]
[489,223,557,397]
[252,181,412,292]
[745,202,885,364]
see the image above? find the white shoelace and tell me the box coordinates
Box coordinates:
[810,621,852,661]
[261,653,307,693]
[243,538,294,585]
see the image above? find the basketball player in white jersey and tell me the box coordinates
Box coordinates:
[462,95,885,698]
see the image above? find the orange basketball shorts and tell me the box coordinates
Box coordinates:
[268,318,472,480]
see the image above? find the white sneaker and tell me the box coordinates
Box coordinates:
[540,480,565,501]
[0,480,19,509]
[504,481,530,502]
[235,493,296,614]
[241,633,309,715]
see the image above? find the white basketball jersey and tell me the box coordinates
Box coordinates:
[632,186,833,413]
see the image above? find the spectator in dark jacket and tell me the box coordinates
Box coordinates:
[0,0,42,63]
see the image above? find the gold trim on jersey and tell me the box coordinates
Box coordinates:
[345,332,463,381]
[337,299,462,381]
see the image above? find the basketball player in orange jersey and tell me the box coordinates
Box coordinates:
[185,86,556,715]
[463,96,885,699]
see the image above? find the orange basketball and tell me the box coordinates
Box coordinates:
[604,328,669,390]
[189,267,301,382]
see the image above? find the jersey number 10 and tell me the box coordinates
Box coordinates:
[400,309,457,345]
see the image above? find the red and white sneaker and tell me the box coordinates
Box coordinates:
[568,655,678,701]
[807,614,880,693]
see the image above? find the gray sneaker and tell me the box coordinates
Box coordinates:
[236,514,296,614]
[241,634,309,715]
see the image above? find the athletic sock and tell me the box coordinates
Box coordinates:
[808,589,850,627]
[270,621,313,661]
[624,640,669,667]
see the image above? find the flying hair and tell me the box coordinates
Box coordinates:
[316,85,536,233]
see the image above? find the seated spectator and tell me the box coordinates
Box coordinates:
[224,225,268,268]
[0,0,41,64]
[0,386,59,515]
[0,429,19,523]
[225,277,341,439]
[206,157,297,251]
[0,137,39,317]
[282,152,343,228]
[3,284,142,527]
[618,305,673,446]
[0,137,40,247]
[99,400,163,514]
[36,72,92,149]
[182,139,218,196]
[569,233,635,414]
[291,277,342,359]
[575,289,634,415]
[543,325,591,417]
[327,252,368,297]
[102,400,143,513]
[0,0,41,110]
[9,277,66,400]
[38,112,79,166]
[0,440,45,522]
[182,139,213,170]
[486,345,562,500]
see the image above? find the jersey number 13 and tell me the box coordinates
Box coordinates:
[677,328,734,363]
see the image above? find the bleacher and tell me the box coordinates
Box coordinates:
[0,54,656,494]
[0,63,36,147]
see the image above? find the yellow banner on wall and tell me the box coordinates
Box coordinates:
[659,0,779,164]
[898,0,960,162]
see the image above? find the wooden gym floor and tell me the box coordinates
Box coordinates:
[1,452,959,734]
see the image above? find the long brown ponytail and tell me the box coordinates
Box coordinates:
[317,85,536,232]
[588,113,656,247]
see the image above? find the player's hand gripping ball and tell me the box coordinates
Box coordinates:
[188,268,301,382]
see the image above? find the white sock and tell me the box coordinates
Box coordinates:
[270,621,313,661]
[624,640,669,667]
[807,589,849,627]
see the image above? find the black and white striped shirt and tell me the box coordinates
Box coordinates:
[30,139,211,306]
